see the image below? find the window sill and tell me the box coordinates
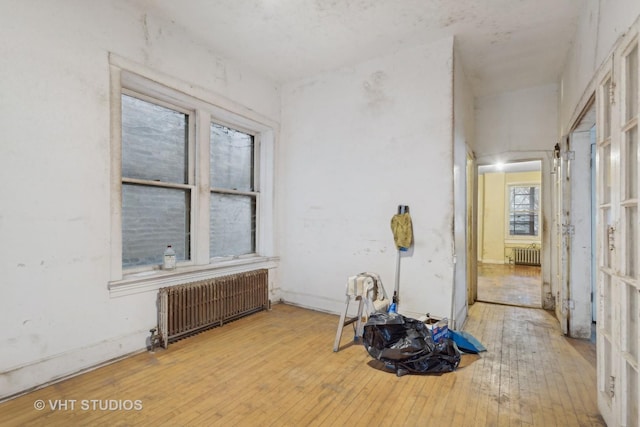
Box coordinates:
[108,256,279,298]
[504,238,541,244]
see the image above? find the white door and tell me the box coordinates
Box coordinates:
[555,137,570,335]
[596,30,639,427]
[570,116,596,339]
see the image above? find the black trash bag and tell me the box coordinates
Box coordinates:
[363,312,461,376]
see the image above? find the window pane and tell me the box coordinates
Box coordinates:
[602,144,611,204]
[602,78,612,139]
[602,273,612,335]
[509,186,539,236]
[122,94,188,184]
[626,284,638,361]
[627,126,638,200]
[626,44,638,123]
[210,123,254,191]
[122,184,190,267]
[604,337,613,403]
[627,205,638,278]
[603,207,613,268]
[210,193,256,257]
[510,214,538,235]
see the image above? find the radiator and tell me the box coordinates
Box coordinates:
[513,248,541,266]
[158,269,269,348]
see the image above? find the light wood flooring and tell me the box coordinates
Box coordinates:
[0,302,603,426]
[478,263,542,308]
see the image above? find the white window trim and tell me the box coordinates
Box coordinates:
[504,181,542,243]
[108,54,279,297]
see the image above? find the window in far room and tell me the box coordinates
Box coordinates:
[508,185,540,237]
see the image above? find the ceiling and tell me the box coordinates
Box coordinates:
[142,0,585,97]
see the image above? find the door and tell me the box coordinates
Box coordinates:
[555,136,570,336]
[596,32,639,427]
[568,102,596,339]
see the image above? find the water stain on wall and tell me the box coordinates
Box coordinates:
[362,70,392,112]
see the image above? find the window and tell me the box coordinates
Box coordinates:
[508,185,539,236]
[209,123,257,258]
[121,94,193,268]
[121,93,261,269]
[109,62,276,288]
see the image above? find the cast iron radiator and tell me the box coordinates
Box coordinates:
[157,269,269,348]
[513,248,541,266]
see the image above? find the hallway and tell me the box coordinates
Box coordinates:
[478,263,543,308]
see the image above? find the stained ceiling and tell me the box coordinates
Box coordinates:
[142,0,585,97]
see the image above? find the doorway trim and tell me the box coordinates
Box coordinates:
[475,155,552,309]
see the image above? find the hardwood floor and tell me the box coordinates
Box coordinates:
[478,263,542,308]
[0,303,603,426]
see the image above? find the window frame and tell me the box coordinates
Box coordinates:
[208,119,261,262]
[108,56,277,295]
[505,182,542,241]
[120,90,197,273]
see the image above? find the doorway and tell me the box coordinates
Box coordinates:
[476,160,543,308]
[564,98,597,339]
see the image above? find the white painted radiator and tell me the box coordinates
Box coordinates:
[513,248,541,266]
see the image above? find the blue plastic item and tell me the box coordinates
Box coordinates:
[448,330,486,354]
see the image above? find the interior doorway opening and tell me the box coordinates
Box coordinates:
[564,98,596,339]
[477,160,543,308]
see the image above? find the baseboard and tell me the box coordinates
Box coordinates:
[279,289,344,316]
[279,290,447,325]
[479,259,505,265]
[0,330,149,402]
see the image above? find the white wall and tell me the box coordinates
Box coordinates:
[475,84,559,158]
[559,0,640,130]
[278,37,456,321]
[452,46,475,327]
[474,84,558,309]
[0,0,279,399]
